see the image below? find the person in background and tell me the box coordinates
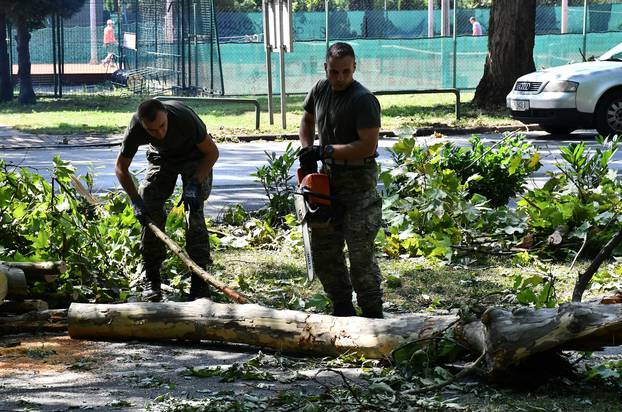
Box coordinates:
[470,16,483,36]
[102,19,117,65]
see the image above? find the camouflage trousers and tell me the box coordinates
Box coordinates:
[310,164,383,314]
[139,156,213,274]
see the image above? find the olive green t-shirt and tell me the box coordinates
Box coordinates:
[303,79,381,146]
[120,101,207,162]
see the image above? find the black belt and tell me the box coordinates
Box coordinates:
[323,157,376,167]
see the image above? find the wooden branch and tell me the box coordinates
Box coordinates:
[68,300,459,359]
[146,220,250,304]
[0,261,66,283]
[0,309,68,334]
[572,226,622,302]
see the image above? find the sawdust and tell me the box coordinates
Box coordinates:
[0,334,103,376]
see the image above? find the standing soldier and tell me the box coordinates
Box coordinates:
[115,99,219,301]
[298,42,384,318]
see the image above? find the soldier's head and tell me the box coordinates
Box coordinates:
[138,99,168,140]
[324,42,356,92]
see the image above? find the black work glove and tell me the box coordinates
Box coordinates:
[182,178,201,211]
[131,196,149,225]
[298,146,322,175]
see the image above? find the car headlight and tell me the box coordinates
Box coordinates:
[543,80,578,92]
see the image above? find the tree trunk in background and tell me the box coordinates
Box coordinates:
[473,0,536,109]
[15,17,35,104]
[0,12,13,102]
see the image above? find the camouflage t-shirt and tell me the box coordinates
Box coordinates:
[120,101,207,163]
[303,79,381,146]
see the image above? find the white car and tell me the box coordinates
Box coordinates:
[506,42,622,136]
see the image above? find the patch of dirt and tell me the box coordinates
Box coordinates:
[0,334,104,376]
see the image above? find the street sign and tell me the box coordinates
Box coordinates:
[265,0,293,53]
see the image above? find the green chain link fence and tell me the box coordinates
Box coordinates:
[9,0,622,95]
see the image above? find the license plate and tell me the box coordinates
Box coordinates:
[510,99,530,111]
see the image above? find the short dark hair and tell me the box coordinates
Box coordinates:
[138,99,166,122]
[325,42,355,62]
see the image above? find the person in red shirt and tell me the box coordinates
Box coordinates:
[102,19,117,65]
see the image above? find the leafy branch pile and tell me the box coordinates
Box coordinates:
[379,134,622,263]
[0,157,141,302]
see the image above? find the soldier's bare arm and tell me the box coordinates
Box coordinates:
[115,152,139,199]
[193,133,219,183]
[299,110,316,148]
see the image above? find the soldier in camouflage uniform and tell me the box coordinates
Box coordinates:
[298,42,384,318]
[115,99,219,301]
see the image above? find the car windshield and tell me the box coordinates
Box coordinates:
[598,43,622,61]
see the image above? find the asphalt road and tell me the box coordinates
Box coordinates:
[2,129,621,216]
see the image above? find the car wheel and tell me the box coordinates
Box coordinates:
[596,91,622,137]
[539,124,575,136]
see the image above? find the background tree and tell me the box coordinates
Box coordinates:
[1,0,86,104]
[0,11,12,102]
[473,0,536,108]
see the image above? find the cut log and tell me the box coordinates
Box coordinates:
[0,261,66,283]
[0,265,28,299]
[67,301,622,375]
[0,299,49,314]
[0,309,68,334]
[68,300,459,359]
[0,271,7,304]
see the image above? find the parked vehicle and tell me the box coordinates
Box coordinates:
[506,43,622,136]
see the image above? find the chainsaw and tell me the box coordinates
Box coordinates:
[294,169,334,282]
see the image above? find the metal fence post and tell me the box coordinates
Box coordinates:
[582,0,588,59]
[325,0,329,50]
[452,0,457,89]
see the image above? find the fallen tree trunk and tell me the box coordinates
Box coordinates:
[69,300,460,359]
[68,300,622,373]
[0,261,66,283]
[476,303,622,373]
[0,309,68,334]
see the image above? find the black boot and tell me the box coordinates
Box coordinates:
[332,300,356,317]
[142,270,162,302]
[360,303,384,319]
[189,273,213,300]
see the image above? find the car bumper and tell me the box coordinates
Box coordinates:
[506,91,592,126]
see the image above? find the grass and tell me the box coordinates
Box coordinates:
[0,91,520,137]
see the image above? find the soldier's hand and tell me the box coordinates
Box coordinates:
[131,196,149,225]
[299,146,321,175]
[183,178,201,211]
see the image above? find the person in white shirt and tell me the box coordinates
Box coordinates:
[470,16,483,36]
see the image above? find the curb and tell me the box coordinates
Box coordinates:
[412,124,539,137]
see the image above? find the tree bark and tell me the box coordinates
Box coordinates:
[473,0,536,108]
[0,264,28,299]
[0,309,67,334]
[68,300,622,374]
[0,261,66,283]
[69,300,460,359]
[15,16,35,105]
[478,303,622,374]
[0,12,13,102]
